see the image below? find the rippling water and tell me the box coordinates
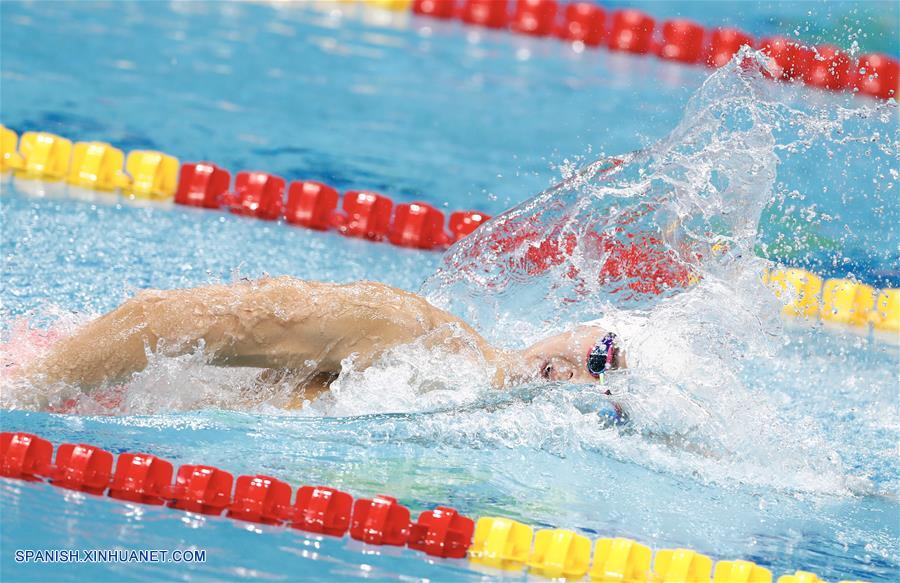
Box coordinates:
[2,1,898,581]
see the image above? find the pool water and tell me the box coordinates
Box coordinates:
[1,1,898,582]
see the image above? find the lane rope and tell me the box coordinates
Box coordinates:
[374,0,897,101]
[0,431,869,582]
[2,125,897,337]
[0,125,490,251]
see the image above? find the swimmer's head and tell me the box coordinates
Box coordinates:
[508,325,626,385]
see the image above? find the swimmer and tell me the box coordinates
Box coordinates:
[16,276,625,407]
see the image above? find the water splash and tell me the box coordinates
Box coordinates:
[411,48,897,493]
[421,47,897,331]
[1,49,896,496]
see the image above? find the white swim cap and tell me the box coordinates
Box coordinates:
[580,316,637,368]
[581,312,696,380]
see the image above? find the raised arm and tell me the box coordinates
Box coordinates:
[21,276,505,391]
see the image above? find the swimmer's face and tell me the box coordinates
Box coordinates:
[519,326,625,383]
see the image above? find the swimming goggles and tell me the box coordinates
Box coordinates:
[586,333,618,382]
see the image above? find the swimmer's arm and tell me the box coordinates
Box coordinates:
[19,290,204,390]
[215,280,508,385]
[21,280,506,390]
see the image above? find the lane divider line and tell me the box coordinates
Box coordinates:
[0,431,869,582]
[2,126,898,337]
[765,268,899,336]
[396,0,897,101]
[0,126,491,251]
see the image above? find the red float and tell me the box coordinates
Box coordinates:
[174,162,231,209]
[165,464,234,515]
[350,495,411,546]
[472,215,695,295]
[518,231,577,276]
[49,443,113,495]
[285,180,339,230]
[335,191,394,240]
[854,53,899,100]
[511,0,558,37]
[448,210,490,242]
[108,453,174,505]
[459,0,508,29]
[608,9,655,54]
[291,485,354,537]
[584,227,697,295]
[804,44,852,90]
[657,19,705,64]
[412,0,455,19]
[0,432,52,481]
[230,171,286,221]
[706,27,753,68]
[758,37,812,81]
[408,506,475,558]
[227,474,293,525]
[389,202,447,249]
[556,2,605,46]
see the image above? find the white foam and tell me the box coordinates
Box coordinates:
[3,48,895,496]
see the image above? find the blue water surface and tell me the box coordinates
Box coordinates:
[1,1,898,582]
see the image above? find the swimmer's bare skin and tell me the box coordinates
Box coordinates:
[19,276,623,406]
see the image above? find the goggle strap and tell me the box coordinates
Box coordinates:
[586,333,617,378]
[602,333,617,369]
